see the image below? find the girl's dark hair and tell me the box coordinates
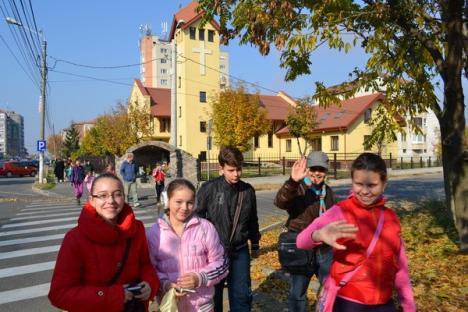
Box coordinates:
[351,153,387,181]
[90,172,124,194]
[166,178,196,200]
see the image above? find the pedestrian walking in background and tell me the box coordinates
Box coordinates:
[84,160,95,175]
[152,162,166,204]
[120,152,140,207]
[48,173,159,312]
[70,160,86,205]
[54,158,65,183]
[297,153,416,312]
[196,146,261,312]
[65,161,73,182]
[84,170,95,194]
[147,179,228,311]
[275,151,336,312]
[104,163,116,175]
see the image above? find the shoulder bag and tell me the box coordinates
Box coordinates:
[277,230,315,275]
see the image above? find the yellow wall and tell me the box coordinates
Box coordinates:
[128,82,171,141]
[175,20,220,157]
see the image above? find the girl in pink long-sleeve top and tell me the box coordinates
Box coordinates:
[297,153,416,312]
[147,179,228,312]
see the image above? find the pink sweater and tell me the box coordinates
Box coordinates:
[296,204,416,312]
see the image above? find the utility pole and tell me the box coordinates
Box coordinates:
[5,17,47,183]
[170,38,177,147]
[38,39,47,183]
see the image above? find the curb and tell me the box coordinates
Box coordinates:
[31,184,70,200]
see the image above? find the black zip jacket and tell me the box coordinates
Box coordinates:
[196,176,261,251]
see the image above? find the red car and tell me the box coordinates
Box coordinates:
[0,161,37,177]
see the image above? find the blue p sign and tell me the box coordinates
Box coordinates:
[37,140,46,152]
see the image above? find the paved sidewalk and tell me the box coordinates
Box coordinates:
[34,166,442,199]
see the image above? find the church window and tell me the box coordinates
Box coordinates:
[179,106,182,117]
[199,91,207,103]
[199,29,205,41]
[189,27,196,39]
[208,30,215,42]
[160,79,167,86]
[178,76,181,88]
[286,139,292,152]
[200,121,207,133]
[161,58,167,64]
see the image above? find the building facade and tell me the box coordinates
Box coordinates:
[0,109,25,158]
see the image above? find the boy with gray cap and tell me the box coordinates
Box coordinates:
[274,151,336,312]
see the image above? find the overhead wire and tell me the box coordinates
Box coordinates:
[1,0,40,83]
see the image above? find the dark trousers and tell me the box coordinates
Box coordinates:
[333,297,397,312]
[288,247,333,312]
[155,182,164,202]
[214,246,252,312]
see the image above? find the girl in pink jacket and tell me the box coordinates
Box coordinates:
[147,179,228,312]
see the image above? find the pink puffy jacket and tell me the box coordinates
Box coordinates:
[147,215,228,312]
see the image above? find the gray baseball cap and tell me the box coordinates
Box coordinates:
[306,151,329,170]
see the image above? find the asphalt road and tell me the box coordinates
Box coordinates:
[0,173,444,311]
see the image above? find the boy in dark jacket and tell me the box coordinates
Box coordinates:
[196,146,260,312]
[275,151,336,312]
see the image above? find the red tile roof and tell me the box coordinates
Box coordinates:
[135,80,171,117]
[258,94,293,121]
[276,93,385,135]
[169,1,220,39]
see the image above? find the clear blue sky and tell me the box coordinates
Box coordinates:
[0,1,465,155]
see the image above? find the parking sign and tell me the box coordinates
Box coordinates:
[37,140,46,152]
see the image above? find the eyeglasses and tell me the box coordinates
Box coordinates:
[91,192,124,201]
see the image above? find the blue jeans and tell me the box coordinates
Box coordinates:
[288,247,333,312]
[214,246,252,312]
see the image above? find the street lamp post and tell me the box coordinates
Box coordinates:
[6,17,47,183]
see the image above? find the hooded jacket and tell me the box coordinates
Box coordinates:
[48,202,159,312]
[147,215,228,312]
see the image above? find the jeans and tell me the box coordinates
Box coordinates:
[287,247,333,312]
[214,246,252,312]
[123,181,138,205]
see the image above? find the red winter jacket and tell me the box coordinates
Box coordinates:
[48,202,160,312]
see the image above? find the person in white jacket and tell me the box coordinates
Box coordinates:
[147,178,228,312]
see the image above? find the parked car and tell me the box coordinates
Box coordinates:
[0,161,37,177]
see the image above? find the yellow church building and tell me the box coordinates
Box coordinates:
[129,1,401,162]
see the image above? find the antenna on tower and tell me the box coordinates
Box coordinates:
[139,24,152,37]
[161,21,168,39]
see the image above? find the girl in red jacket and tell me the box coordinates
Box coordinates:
[297,153,416,312]
[49,173,159,312]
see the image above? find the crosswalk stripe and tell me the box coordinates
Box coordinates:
[17,208,77,216]
[0,283,50,304]
[0,261,55,278]
[0,234,64,247]
[21,204,78,212]
[0,224,74,237]
[12,211,79,221]
[0,246,60,260]
[1,217,78,229]
[0,215,156,237]
[13,209,154,221]
[25,202,75,208]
